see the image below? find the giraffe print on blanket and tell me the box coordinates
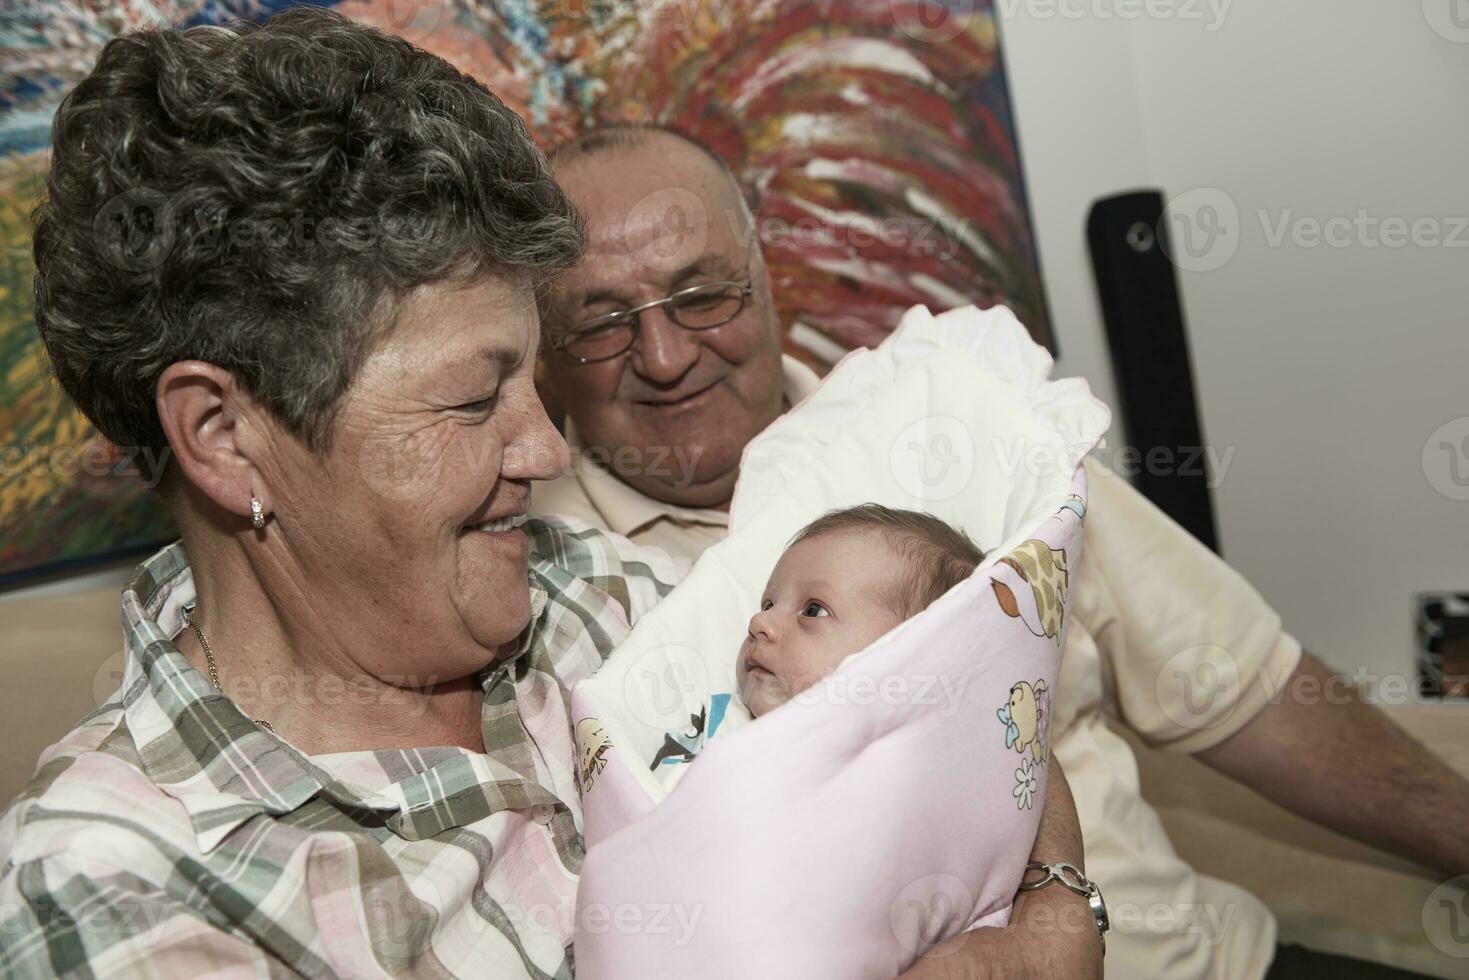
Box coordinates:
[990,539,1069,645]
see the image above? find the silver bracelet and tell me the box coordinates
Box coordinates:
[1017,861,1110,954]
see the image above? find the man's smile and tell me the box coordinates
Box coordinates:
[634,377,721,410]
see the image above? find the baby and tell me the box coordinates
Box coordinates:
[737,503,986,717]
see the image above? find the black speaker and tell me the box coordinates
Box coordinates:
[1086,190,1221,554]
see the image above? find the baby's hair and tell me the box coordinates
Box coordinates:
[791,504,986,620]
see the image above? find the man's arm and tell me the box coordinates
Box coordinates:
[1195,650,1469,876]
[900,763,1104,980]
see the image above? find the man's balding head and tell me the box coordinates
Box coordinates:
[550,125,751,205]
[539,126,785,510]
[548,126,759,290]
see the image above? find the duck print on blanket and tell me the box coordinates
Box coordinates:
[990,538,1069,646]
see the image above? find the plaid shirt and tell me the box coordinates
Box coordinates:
[0,517,683,979]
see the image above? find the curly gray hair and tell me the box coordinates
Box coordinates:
[31,6,583,466]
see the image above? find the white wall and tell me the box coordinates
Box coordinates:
[1000,0,1469,685]
[998,6,1142,427]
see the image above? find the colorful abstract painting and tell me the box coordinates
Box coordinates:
[0,0,1048,584]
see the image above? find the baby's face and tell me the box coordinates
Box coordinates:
[737,530,906,717]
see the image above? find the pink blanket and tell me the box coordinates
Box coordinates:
[569,305,1109,978]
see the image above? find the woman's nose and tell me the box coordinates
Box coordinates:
[501,395,571,482]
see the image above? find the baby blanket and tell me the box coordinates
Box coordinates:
[570,304,1111,979]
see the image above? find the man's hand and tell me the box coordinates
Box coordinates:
[1196,650,1469,876]
[898,763,1103,979]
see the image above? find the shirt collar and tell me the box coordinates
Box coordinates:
[565,354,822,537]
[118,542,551,853]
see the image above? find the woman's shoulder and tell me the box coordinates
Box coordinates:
[0,713,254,976]
[0,706,186,871]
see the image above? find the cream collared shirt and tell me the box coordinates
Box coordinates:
[531,356,1299,980]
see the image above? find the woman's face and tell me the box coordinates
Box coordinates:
[258,275,569,687]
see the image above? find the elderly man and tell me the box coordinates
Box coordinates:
[533,125,1469,978]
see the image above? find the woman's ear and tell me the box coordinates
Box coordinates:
[155,361,267,523]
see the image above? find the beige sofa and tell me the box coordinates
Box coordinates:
[3,584,1467,976]
[2,584,128,800]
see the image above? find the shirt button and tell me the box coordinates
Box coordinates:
[533,804,556,825]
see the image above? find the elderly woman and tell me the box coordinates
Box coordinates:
[0,8,1095,978]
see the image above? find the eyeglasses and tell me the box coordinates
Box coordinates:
[551,277,754,364]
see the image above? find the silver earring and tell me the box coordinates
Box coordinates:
[250,496,266,530]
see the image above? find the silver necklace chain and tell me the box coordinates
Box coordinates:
[183,609,276,734]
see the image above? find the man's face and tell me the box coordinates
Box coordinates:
[540,138,785,509]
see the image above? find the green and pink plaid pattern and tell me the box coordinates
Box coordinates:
[0,517,682,979]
